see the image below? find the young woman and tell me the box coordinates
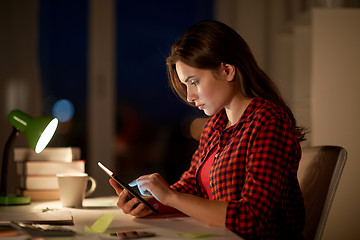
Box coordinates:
[110,20,306,240]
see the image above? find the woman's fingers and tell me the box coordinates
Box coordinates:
[129,173,171,203]
[109,177,156,218]
[129,179,151,197]
[130,203,154,217]
[118,191,138,214]
[117,190,155,217]
[109,179,122,195]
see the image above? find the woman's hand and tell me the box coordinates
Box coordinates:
[109,179,155,217]
[111,175,227,227]
[129,173,175,205]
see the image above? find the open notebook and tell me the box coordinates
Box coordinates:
[0,210,73,225]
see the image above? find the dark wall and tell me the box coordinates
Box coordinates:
[38,0,213,185]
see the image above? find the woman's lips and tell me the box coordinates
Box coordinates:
[197,104,205,110]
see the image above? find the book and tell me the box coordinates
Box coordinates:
[20,176,58,190]
[16,160,85,176]
[14,147,81,162]
[16,188,60,201]
[0,211,74,225]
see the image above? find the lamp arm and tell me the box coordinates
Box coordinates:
[0,127,19,196]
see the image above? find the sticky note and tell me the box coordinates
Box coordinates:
[177,232,213,238]
[85,213,115,233]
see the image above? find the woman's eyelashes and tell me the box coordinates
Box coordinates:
[191,79,199,86]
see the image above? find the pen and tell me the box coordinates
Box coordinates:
[9,221,76,237]
[9,221,28,235]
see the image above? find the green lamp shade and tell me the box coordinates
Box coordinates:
[0,110,58,205]
[8,110,58,153]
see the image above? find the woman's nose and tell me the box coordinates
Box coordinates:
[186,88,197,102]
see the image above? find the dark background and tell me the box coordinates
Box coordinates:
[38,0,213,184]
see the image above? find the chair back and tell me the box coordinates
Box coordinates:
[298,146,347,240]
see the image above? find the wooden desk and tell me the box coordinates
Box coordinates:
[0,196,243,239]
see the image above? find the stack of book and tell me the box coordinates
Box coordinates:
[14,147,85,201]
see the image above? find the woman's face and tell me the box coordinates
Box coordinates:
[175,61,235,116]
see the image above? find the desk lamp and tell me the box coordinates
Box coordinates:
[0,110,58,205]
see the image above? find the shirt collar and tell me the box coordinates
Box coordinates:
[209,97,263,132]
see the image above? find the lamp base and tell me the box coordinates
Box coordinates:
[0,195,31,205]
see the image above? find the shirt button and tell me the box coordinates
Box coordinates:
[210,182,214,187]
[214,153,219,158]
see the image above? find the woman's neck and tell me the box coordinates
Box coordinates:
[225,95,252,128]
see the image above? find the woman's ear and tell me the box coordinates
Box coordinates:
[221,63,236,82]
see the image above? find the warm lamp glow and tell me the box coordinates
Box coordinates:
[190,117,208,141]
[35,118,58,153]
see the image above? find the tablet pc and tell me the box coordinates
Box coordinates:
[97,162,159,214]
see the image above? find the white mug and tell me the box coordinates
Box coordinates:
[57,173,96,208]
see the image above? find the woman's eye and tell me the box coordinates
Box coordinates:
[191,81,199,86]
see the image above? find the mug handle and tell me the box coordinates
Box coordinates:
[85,176,97,197]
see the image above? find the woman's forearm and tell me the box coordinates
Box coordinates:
[167,191,228,227]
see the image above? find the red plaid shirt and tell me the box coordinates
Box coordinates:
[171,98,304,239]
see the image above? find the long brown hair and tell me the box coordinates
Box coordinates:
[166,20,306,141]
